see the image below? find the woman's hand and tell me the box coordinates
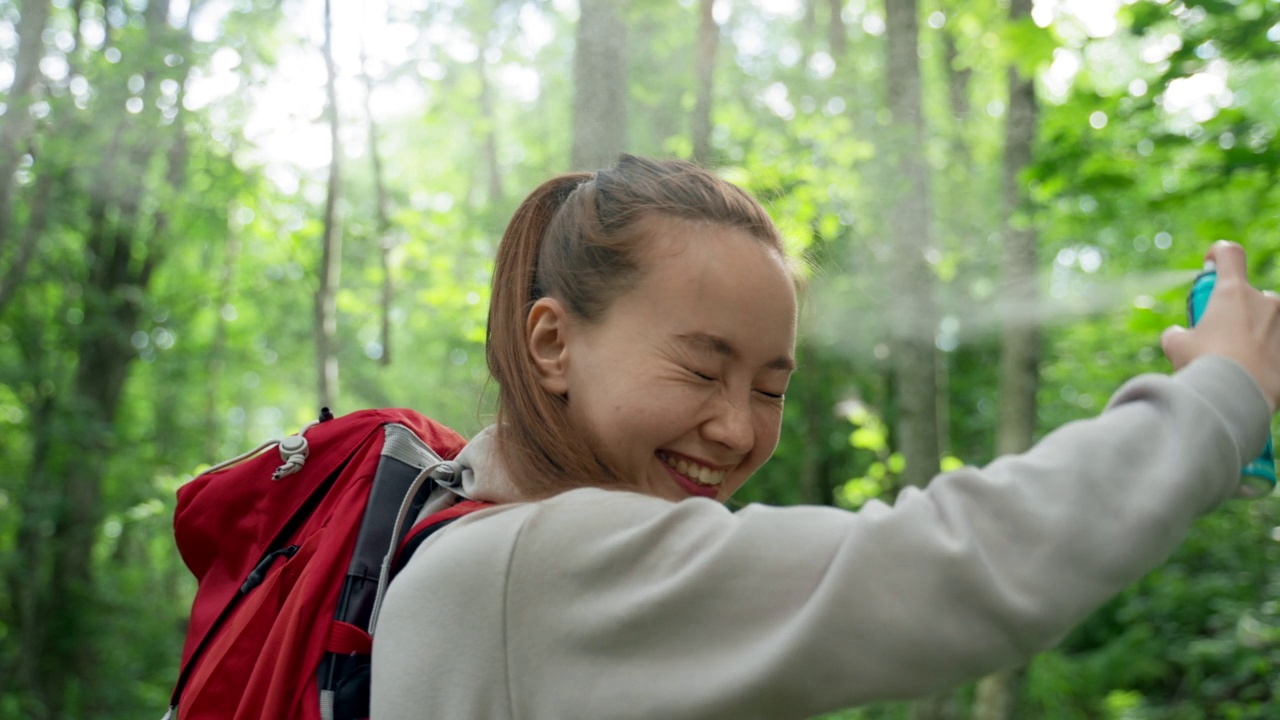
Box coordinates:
[1161,241,1280,412]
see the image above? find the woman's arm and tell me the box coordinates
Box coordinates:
[500,355,1268,719]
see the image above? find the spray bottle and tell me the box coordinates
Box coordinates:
[1187,260,1277,498]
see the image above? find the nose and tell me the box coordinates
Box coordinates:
[702,394,754,455]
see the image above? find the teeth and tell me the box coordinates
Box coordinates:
[659,451,726,486]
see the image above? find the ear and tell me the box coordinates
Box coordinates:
[526,297,572,396]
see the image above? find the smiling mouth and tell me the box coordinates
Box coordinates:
[656,450,728,487]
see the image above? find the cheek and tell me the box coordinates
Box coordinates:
[759,403,785,445]
[746,407,785,471]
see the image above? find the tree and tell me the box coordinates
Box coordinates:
[3,1,197,714]
[884,2,951,718]
[691,0,718,165]
[361,43,395,368]
[972,1,1040,718]
[316,0,343,410]
[571,0,628,170]
[883,4,937,501]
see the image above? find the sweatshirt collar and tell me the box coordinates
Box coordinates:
[413,425,529,524]
[451,425,530,504]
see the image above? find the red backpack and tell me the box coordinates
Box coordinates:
[165,408,490,720]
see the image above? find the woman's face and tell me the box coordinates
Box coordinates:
[535,218,798,502]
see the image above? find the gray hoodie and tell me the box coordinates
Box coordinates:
[371,356,1270,720]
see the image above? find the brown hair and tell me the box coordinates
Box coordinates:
[486,154,784,496]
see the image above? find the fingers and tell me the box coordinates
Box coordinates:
[1161,325,1190,370]
[1206,240,1247,281]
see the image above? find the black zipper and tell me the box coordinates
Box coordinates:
[239,545,299,594]
[168,459,348,709]
[167,544,298,708]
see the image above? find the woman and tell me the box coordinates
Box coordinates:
[372,155,1278,719]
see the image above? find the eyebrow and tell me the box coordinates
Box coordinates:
[675,332,797,372]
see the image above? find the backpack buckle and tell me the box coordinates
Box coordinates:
[429,461,464,489]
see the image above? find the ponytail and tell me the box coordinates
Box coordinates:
[486,172,608,496]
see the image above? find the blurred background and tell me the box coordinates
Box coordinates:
[1,0,1279,717]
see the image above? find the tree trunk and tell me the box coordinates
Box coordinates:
[803,0,817,43]
[942,28,971,126]
[974,0,1039,718]
[0,0,51,261]
[316,0,343,410]
[571,0,628,170]
[362,44,394,367]
[3,1,194,714]
[691,0,718,165]
[884,3,946,717]
[884,0,938,491]
[942,24,971,168]
[35,143,159,720]
[827,0,847,59]
[478,61,504,206]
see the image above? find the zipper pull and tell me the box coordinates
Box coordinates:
[240,545,300,594]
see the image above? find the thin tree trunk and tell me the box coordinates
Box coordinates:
[974,0,1039,715]
[477,61,504,206]
[0,0,51,259]
[316,0,343,409]
[995,0,1039,457]
[884,3,946,717]
[571,0,628,170]
[827,0,847,59]
[942,24,972,171]
[691,0,718,165]
[884,0,938,491]
[942,29,971,126]
[362,45,394,367]
[803,0,817,43]
[995,4,1039,459]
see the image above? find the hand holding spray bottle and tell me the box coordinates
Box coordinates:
[1187,259,1277,497]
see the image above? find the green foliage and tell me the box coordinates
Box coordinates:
[2,0,1280,718]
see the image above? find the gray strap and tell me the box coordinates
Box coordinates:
[319,689,335,720]
[367,461,450,636]
[382,423,443,467]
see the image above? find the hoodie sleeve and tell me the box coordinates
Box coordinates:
[500,356,1271,719]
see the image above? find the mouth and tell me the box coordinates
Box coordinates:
[656,450,728,499]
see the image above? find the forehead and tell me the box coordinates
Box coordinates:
[636,213,780,257]
[617,217,798,355]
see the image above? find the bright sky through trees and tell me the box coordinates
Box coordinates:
[156,0,1235,189]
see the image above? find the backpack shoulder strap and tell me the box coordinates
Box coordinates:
[392,499,494,578]
[366,497,494,637]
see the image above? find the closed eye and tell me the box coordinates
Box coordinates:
[689,368,717,383]
[755,389,785,400]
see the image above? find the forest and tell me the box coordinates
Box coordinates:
[1,0,1279,717]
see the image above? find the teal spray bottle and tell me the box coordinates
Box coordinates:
[1187,260,1277,498]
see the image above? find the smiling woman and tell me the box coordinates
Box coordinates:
[530,217,797,503]
[484,155,791,501]
[370,156,1280,720]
